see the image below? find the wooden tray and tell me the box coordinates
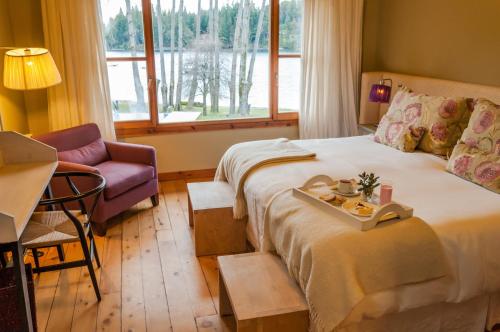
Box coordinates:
[292,175,413,231]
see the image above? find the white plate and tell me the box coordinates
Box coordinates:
[342,200,376,217]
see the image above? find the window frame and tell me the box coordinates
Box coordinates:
[108,0,299,137]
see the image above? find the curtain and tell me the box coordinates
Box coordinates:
[300,0,364,139]
[41,0,116,140]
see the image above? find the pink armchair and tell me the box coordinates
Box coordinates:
[34,123,159,235]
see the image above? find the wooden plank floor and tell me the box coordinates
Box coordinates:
[29,180,235,332]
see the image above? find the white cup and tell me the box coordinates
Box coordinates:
[338,179,355,194]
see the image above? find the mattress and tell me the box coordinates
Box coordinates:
[242,135,500,326]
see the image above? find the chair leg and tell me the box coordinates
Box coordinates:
[88,227,101,268]
[0,252,6,268]
[31,249,40,273]
[79,237,101,301]
[56,244,65,262]
[151,193,159,207]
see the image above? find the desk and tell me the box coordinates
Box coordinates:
[0,132,57,332]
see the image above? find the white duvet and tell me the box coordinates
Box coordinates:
[242,135,500,327]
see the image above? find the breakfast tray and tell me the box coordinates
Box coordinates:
[292,175,413,231]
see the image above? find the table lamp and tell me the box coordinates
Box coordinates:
[369,78,392,103]
[3,47,61,90]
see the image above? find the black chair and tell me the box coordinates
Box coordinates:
[20,172,106,301]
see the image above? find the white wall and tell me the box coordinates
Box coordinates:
[122,126,299,173]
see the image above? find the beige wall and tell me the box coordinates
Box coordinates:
[9,0,49,136]
[363,0,500,87]
[0,0,47,134]
[123,126,299,173]
[0,1,29,133]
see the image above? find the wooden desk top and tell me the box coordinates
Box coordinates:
[0,132,57,243]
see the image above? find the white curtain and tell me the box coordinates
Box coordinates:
[300,0,364,139]
[41,0,116,140]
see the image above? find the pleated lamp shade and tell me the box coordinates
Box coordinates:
[3,48,61,90]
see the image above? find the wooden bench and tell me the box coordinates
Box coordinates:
[187,181,247,256]
[218,253,309,332]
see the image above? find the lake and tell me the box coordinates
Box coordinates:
[106,51,301,113]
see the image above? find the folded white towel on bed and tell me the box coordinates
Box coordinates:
[264,189,449,332]
[214,138,316,219]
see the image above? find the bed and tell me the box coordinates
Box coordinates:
[221,72,500,331]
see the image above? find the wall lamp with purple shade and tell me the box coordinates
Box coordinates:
[369,78,392,103]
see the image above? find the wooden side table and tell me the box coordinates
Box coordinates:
[187,181,247,256]
[218,252,309,332]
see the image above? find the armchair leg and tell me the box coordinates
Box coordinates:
[151,194,160,207]
[91,222,107,237]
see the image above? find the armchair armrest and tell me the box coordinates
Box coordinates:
[57,161,100,174]
[104,141,157,168]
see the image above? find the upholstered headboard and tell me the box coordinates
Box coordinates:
[359,71,500,125]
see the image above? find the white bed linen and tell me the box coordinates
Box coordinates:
[243,135,500,326]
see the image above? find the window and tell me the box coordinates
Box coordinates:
[100,0,303,135]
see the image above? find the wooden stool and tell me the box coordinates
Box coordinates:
[187,181,246,256]
[218,253,309,332]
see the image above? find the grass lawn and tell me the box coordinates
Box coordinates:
[116,101,296,122]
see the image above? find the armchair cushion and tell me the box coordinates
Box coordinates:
[58,138,109,166]
[95,161,155,200]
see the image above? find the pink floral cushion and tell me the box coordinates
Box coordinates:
[417,96,471,156]
[447,99,500,194]
[374,88,426,152]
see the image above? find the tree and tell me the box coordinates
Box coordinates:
[229,0,244,114]
[239,0,266,114]
[156,0,168,112]
[169,0,176,107]
[238,0,250,115]
[125,0,145,111]
[105,9,128,50]
[187,0,202,108]
[175,0,184,111]
[212,0,220,112]
[183,36,230,115]
[208,0,215,112]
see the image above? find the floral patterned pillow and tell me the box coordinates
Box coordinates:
[374,88,426,152]
[447,98,500,194]
[417,96,471,156]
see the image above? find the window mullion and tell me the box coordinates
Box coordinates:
[270,0,279,120]
[142,0,158,127]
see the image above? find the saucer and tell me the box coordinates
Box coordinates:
[332,188,361,197]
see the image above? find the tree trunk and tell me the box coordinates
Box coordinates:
[208,0,215,112]
[125,0,145,111]
[202,82,208,116]
[238,0,250,115]
[175,0,184,111]
[213,0,220,113]
[229,0,244,115]
[240,0,265,114]
[169,0,176,106]
[187,0,201,108]
[156,0,168,113]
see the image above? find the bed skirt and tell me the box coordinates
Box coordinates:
[335,292,500,332]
